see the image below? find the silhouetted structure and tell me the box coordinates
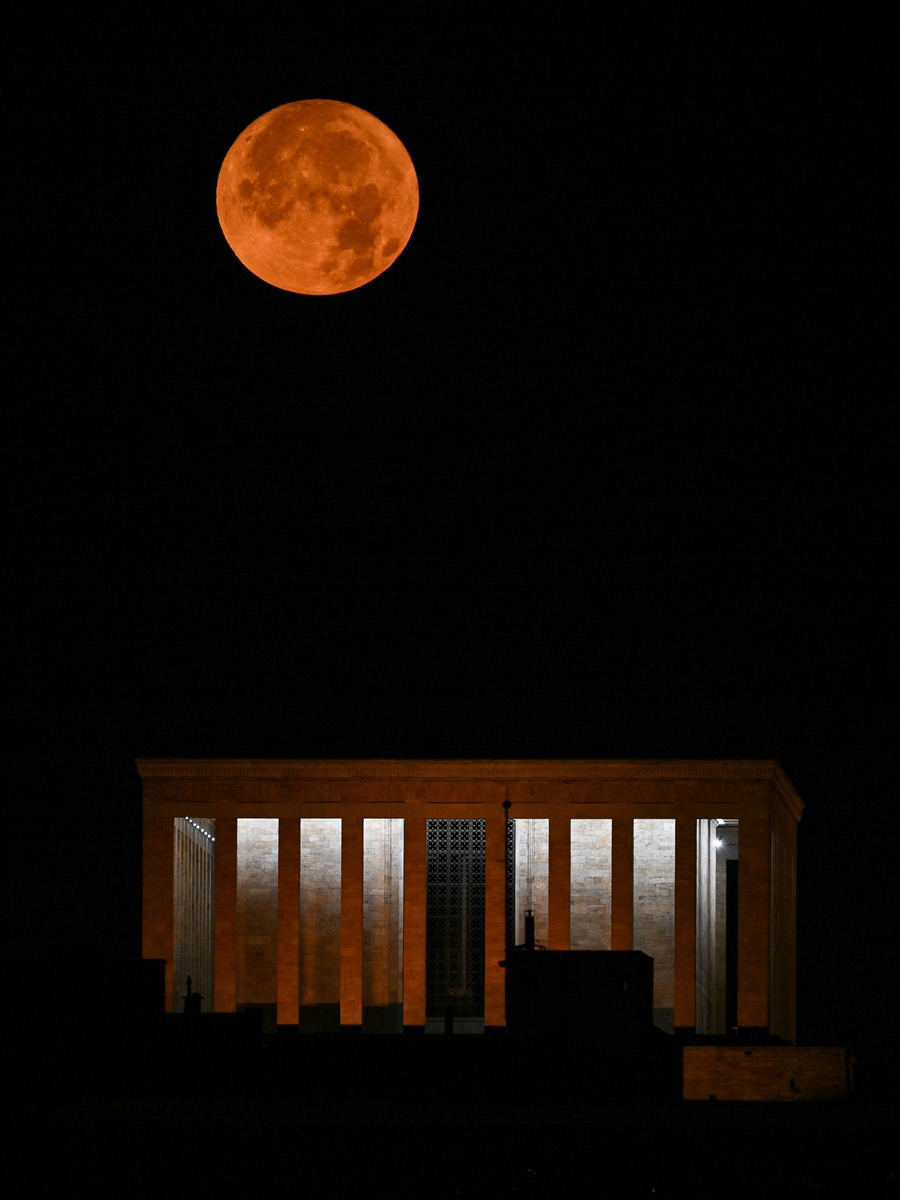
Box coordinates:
[504,950,654,1043]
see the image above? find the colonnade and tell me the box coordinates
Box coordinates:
[141,760,801,1042]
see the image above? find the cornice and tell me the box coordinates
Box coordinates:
[136,758,786,784]
[771,761,805,822]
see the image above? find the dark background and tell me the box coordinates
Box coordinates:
[17,8,893,1070]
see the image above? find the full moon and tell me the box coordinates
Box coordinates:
[216,100,418,295]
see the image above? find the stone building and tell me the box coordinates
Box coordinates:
[140,759,801,1041]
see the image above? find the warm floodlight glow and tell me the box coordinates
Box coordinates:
[715,838,724,848]
[216,99,419,295]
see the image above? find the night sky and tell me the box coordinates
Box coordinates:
[19,11,892,1063]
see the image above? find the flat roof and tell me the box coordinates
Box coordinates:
[136,758,802,818]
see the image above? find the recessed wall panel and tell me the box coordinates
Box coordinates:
[363,818,404,1033]
[236,818,278,1007]
[173,817,215,1011]
[696,818,716,1034]
[633,818,676,1032]
[299,817,342,1031]
[514,819,549,947]
[570,818,612,950]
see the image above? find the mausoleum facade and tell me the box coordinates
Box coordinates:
[140,759,801,1041]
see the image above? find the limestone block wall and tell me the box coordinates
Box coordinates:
[173,817,215,1011]
[514,819,549,946]
[717,821,739,1030]
[570,818,612,950]
[684,1047,848,1101]
[695,818,716,1033]
[236,818,278,1006]
[363,818,404,1011]
[633,818,675,1029]
[299,818,342,1010]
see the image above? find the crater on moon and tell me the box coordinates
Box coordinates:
[216,100,419,295]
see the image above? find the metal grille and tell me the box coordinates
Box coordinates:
[506,817,516,956]
[426,820,486,1018]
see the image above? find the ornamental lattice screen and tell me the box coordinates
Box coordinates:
[506,817,516,956]
[426,819,486,1019]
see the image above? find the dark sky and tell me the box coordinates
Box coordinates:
[18,10,892,1056]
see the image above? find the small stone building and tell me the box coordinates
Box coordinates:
[140,759,801,1040]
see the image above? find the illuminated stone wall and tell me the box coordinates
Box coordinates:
[695,818,717,1033]
[363,818,404,1032]
[570,818,612,950]
[633,818,675,1030]
[299,818,342,1027]
[514,819,549,947]
[141,761,804,1037]
[236,818,278,1006]
[717,821,739,1031]
[173,817,215,1011]
[684,1047,847,1101]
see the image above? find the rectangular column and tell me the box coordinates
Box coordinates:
[674,817,697,1030]
[770,826,797,1044]
[142,806,174,1010]
[340,815,364,1029]
[611,817,633,950]
[548,817,571,950]
[402,817,427,1029]
[738,818,770,1029]
[484,817,507,1028]
[277,818,300,1026]
[213,817,237,1011]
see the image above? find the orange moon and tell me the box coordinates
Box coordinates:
[216,99,418,295]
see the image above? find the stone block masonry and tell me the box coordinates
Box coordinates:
[236,818,278,1006]
[633,819,675,1031]
[363,819,404,1023]
[570,818,612,950]
[684,1047,848,1101]
[299,819,341,1016]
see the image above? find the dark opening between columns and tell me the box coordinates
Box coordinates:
[425,820,486,1029]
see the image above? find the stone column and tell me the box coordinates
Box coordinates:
[277,818,300,1027]
[738,818,770,1029]
[213,818,237,1012]
[484,817,507,1029]
[143,804,174,1010]
[548,817,571,950]
[402,817,427,1030]
[674,816,697,1030]
[340,815,364,1029]
[611,817,634,950]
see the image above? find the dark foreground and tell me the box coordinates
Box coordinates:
[25,1032,897,1198]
